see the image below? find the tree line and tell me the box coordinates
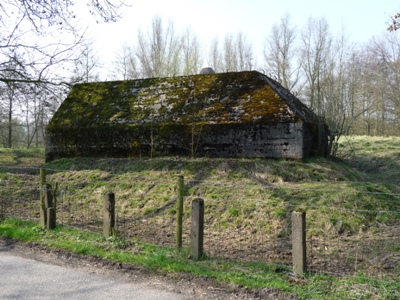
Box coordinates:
[1,3,400,153]
[87,14,400,156]
[0,0,125,148]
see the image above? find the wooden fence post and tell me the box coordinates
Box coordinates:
[39,168,46,228]
[176,175,184,250]
[45,184,56,229]
[103,192,115,238]
[190,198,204,260]
[292,211,307,276]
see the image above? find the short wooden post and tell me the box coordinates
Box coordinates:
[45,184,56,229]
[176,176,184,250]
[47,208,56,229]
[292,211,307,276]
[103,192,115,238]
[44,184,53,208]
[190,198,204,260]
[39,168,46,227]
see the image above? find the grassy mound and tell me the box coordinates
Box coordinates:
[1,136,400,298]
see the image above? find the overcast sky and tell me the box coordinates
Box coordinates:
[83,0,399,78]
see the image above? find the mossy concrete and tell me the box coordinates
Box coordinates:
[46,71,327,161]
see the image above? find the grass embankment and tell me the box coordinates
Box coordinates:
[1,136,400,299]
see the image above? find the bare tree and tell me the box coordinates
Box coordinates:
[264,13,300,91]
[300,17,332,115]
[365,34,400,135]
[322,29,361,155]
[181,27,202,75]
[381,33,400,134]
[0,55,27,148]
[136,30,153,78]
[111,43,139,80]
[71,41,103,83]
[208,33,254,73]
[3,83,18,148]
[223,34,238,72]
[0,0,125,148]
[207,38,223,72]
[136,16,181,78]
[236,32,254,71]
[1,0,126,85]
[299,17,335,156]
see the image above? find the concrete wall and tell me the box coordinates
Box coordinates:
[45,121,313,161]
[194,122,309,159]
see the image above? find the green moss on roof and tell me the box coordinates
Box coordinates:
[48,71,314,130]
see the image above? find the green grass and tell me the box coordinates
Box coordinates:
[1,217,399,299]
[1,136,400,299]
[0,147,44,167]
[1,139,400,237]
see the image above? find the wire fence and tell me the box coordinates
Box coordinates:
[0,164,399,280]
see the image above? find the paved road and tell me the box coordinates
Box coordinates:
[0,252,191,300]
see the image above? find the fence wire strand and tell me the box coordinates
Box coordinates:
[0,165,399,280]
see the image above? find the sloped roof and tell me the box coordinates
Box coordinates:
[48,71,317,129]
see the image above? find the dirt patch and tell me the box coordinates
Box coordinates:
[0,236,298,300]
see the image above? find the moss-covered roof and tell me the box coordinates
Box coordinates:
[48,71,317,129]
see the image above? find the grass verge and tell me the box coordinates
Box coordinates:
[1,217,399,300]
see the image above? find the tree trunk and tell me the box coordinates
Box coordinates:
[7,90,13,148]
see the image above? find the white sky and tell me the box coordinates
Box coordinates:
[84,0,400,77]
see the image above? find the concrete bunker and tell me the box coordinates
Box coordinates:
[45,71,328,161]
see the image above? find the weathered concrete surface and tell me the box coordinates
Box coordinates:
[46,71,327,161]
